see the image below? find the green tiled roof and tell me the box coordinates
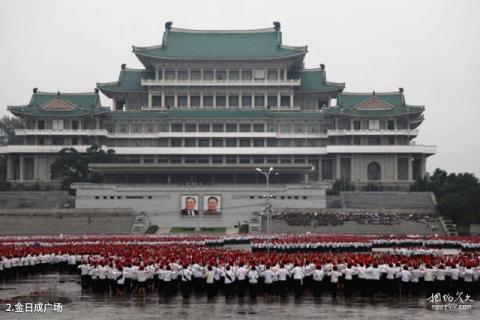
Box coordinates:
[289,68,344,92]
[133,27,307,61]
[8,91,109,118]
[97,68,153,95]
[110,109,325,120]
[326,91,424,117]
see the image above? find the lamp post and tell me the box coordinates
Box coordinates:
[255,167,277,235]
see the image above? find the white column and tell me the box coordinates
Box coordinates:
[187,94,191,108]
[336,155,341,180]
[264,92,268,108]
[148,93,152,108]
[200,92,204,108]
[226,92,230,108]
[161,68,165,82]
[408,154,413,181]
[155,66,159,81]
[112,98,116,111]
[161,92,165,109]
[290,93,294,108]
[174,67,178,83]
[251,93,255,109]
[277,92,281,109]
[213,93,216,108]
[277,68,281,83]
[19,154,24,182]
[174,94,178,108]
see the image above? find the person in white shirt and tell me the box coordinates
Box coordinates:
[292,263,305,298]
[410,265,424,296]
[312,265,325,297]
[179,264,193,298]
[327,266,343,297]
[262,265,275,296]
[163,265,175,296]
[342,264,355,297]
[235,263,248,298]
[222,265,236,299]
[248,266,259,299]
[205,265,216,299]
[397,265,412,296]
[276,264,289,298]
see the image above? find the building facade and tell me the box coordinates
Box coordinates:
[2,22,436,189]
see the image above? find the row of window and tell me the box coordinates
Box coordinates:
[249,195,308,200]
[149,95,292,108]
[114,155,315,165]
[156,68,286,81]
[94,195,153,200]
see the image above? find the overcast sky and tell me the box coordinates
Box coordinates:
[1,0,479,176]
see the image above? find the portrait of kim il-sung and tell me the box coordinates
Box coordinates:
[203,195,222,215]
[180,195,199,216]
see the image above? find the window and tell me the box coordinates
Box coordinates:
[387,120,395,130]
[216,96,226,107]
[178,96,188,107]
[240,139,250,147]
[177,70,188,80]
[199,124,210,132]
[226,139,236,147]
[52,119,64,130]
[254,69,265,80]
[171,123,183,132]
[239,124,251,132]
[241,70,252,81]
[212,139,223,147]
[228,95,239,107]
[37,120,45,130]
[267,95,278,107]
[190,70,201,80]
[368,120,380,130]
[203,96,213,107]
[185,139,196,147]
[165,69,175,80]
[199,139,209,147]
[185,124,196,132]
[239,156,250,163]
[241,95,252,107]
[115,100,125,111]
[254,95,265,107]
[71,120,79,130]
[388,137,395,145]
[190,96,201,107]
[398,158,409,181]
[353,120,361,130]
[71,137,78,145]
[280,95,291,107]
[354,136,362,145]
[216,70,226,80]
[226,156,237,163]
[226,123,237,132]
[267,70,278,80]
[367,136,381,145]
[171,139,182,147]
[203,70,214,80]
[322,159,333,180]
[212,123,224,132]
[253,124,264,132]
[367,162,381,181]
[165,96,174,107]
[229,70,239,80]
[212,156,223,163]
[253,139,264,147]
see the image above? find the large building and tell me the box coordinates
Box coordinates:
[0,22,436,228]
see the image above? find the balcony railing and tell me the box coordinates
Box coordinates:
[15,129,109,136]
[327,129,419,136]
[141,78,301,86]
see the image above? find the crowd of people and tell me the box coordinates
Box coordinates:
[275,211,436,227]
[1,234,480,299]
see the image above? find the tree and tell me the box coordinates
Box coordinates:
[0,115,25,145]
[50,144,116,189]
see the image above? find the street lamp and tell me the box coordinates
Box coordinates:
[255,167,278,235]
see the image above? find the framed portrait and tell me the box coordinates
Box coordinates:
[203,195,222,216]
[180,195,199,216]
